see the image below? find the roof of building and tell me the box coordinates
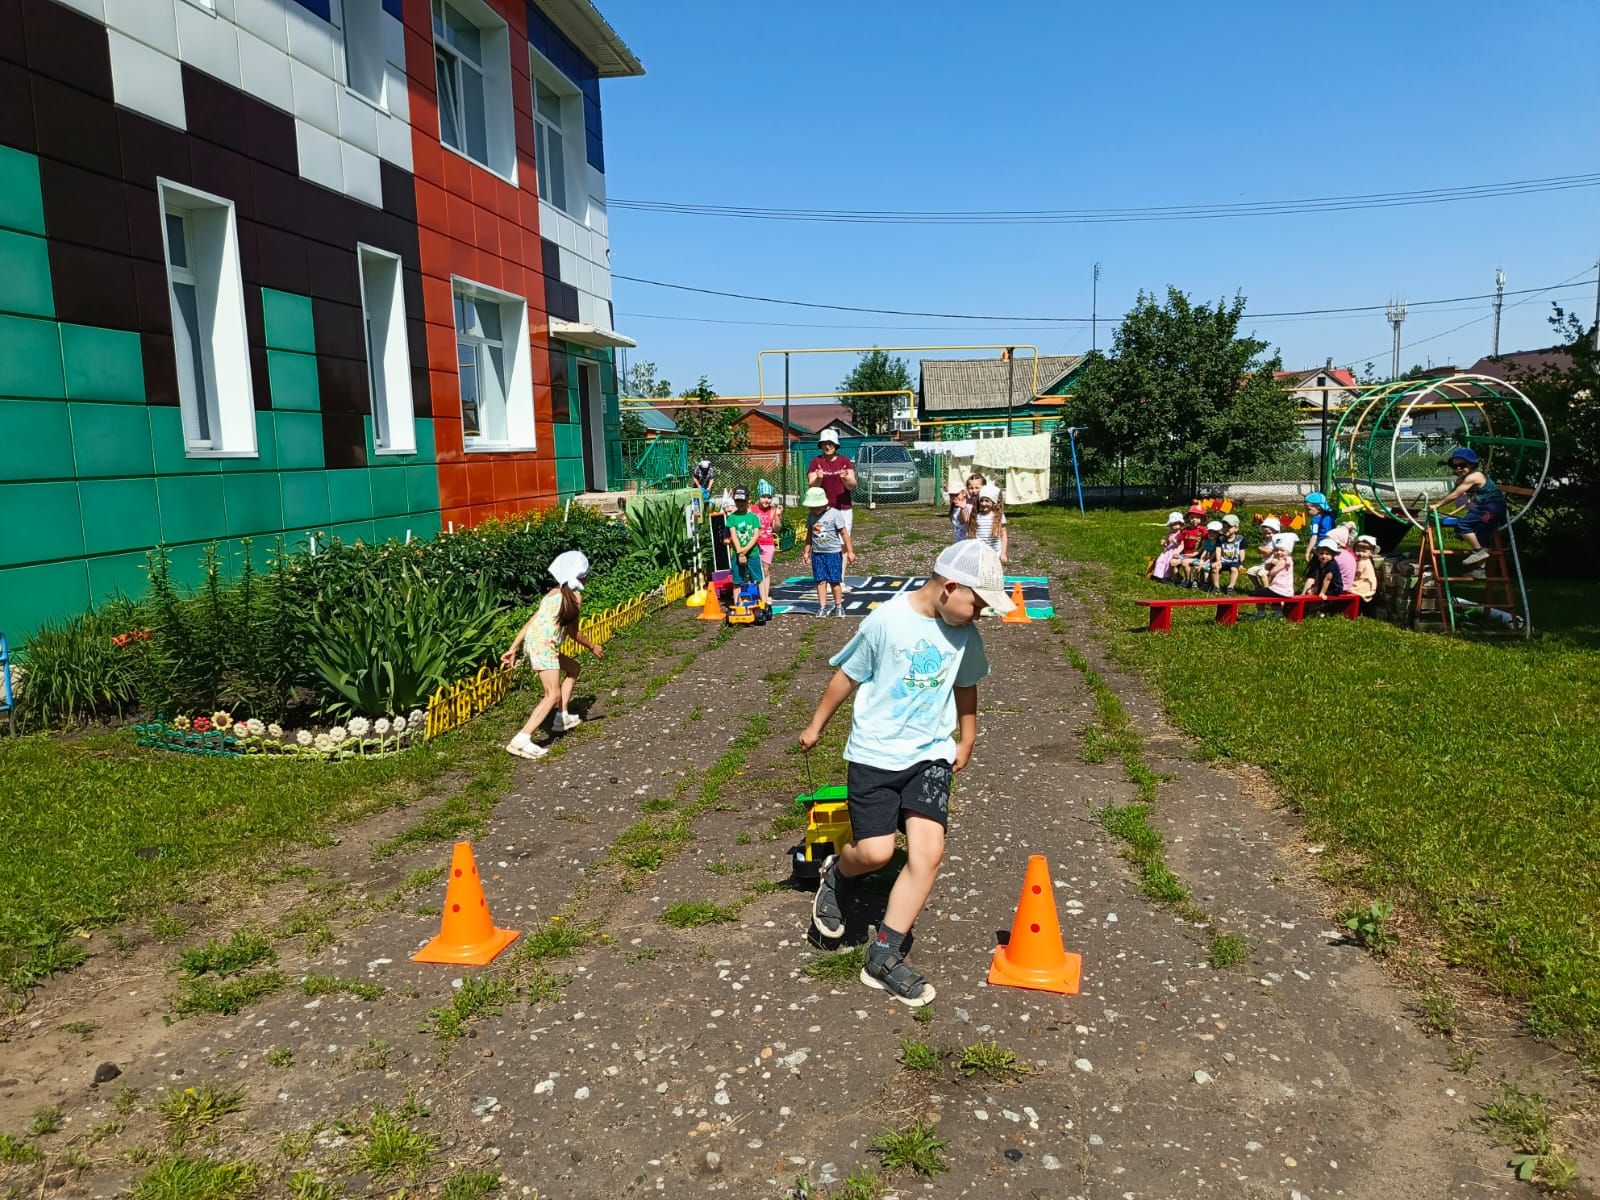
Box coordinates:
[1467,347,1576,381]
[629,406,677,432]
[1275,367,1358,389]
[757,404,870,437]
[918,355,1084,412]
[538,0,645,78]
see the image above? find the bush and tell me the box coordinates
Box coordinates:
[13,602,144,729]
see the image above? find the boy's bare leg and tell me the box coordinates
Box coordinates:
[832,584,845,610]
[883,815,945,933]
[837,833,894,879]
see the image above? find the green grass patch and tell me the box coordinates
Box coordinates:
[1207,932,1250,969]
[898,1036,940,1071]
[158,1084,244,1142]
[1477,1082,1579,1188]
[0,1132,41,1165]
[514,918,590,962]
[439,1168,503,1199]
[178,931,275,977]
[1024,505,1600,1055]
[173,970,285,1017]
[30,1105,62,1135]
[832,1169,888,1199]
[803,945,866,983]
[661,901,740,929]
[127,1154,259,1200]
[0,710,513,1007]
[955,1040,1030,1082]
[300,974,384,1001]
[872,1117,949,1177]
[342,1105,436,1185]
[425,975,516,1041]
[265,1047,294,1068]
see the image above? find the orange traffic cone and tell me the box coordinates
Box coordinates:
[698,581,725,621]
[987,855,1081,995]
[412,842,520,966]
[1001,581,1031,624]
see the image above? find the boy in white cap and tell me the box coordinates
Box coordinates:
[1215,513,1245,593]
[802,485,854,616]
[1301,537,1345,612]
[798,540,1013,1007]
[501,550,604,758]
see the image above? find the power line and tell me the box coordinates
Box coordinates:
[614,272,1599,324]
[611,172,1600,226]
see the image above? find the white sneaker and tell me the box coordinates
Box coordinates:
[555,711,581,732]
[1461,548,1490,566]
[505,732,546,760]
[816,602,833,618]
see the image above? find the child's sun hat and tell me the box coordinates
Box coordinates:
[1356,533,1379,550]
[1206,520,1223,532]
[978,483,1002,502]
[933,541,1015,614]
[802,486,829,507]
[1165,511,1184,525]
[1222,513,1240,527]
[757,479,774,497]
[549,549,590,590]
[1305,491,1329,509]
[1260,516,1282,532]
[1187,503,1206,516]
[1315,537,1338,551]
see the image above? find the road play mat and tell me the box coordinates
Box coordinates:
[768,575,1053,618]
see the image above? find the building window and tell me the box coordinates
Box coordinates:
[158,180,255,456]
[432,0,514,179]
[343,0,387,107]
[534,80,567,212]
[454,280,535,451]
[357,245,416,455]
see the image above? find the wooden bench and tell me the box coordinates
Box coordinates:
[1135,593,1361,632]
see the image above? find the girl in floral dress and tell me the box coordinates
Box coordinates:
[501,550,604,760]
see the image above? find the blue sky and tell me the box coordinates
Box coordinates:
[596,2,1600,399]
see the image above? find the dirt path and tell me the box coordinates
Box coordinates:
[0,514,1547,1198]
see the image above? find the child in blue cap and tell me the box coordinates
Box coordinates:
[1302,492,1335,563]
[1435,447,1505,566]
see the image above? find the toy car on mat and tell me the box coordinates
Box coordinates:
[789,785,852,879]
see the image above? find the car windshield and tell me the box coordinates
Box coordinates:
[867,446,911,463]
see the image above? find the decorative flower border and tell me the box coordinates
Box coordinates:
[135,710,426,760]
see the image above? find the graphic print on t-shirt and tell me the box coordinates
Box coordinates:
[898,640,952,692]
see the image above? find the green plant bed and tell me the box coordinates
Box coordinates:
[1020,504,1600,1060]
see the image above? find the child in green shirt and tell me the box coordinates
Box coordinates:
[725,487,764,593]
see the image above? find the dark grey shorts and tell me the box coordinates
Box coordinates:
[845,759,951,839]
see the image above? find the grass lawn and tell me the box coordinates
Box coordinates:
[1017,504,1600,1061]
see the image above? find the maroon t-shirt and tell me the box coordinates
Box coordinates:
[807,454,855,510]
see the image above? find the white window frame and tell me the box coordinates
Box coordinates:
[972,424,1007,440]
[357,244,417,456]
[431,0,516,182]
[340,0,389,109]
[530,50,584,220]
[453,277,535,453]
[157,179,256,458]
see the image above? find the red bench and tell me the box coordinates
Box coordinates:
[1135,593,1360,632]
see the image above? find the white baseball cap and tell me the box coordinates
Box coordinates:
[1222,513,1240,527]
[817,428,841,445]
[933,541,1015,614]
[1165,512,1184,524]
[1260,516,1282,532]
[1206,520,1223,532]
[1316,537,1339,551]
[698,459,710,468]
[978,483,1002,502]
[549,549,590,590]
[1272,532,1298,551]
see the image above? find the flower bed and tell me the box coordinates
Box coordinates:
[135,710,425,760]
[135,569,695,758]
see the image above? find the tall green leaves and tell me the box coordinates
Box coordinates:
[307,561,504,718]
[12,603,144,730]
[626,497,693,570]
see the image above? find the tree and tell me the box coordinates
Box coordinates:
[672,376,750,459]
[1062,288,1298,499]
[620,408,650,443]
[624,360,673,399]
[1501,305,1600,576]
[837,349,913,435]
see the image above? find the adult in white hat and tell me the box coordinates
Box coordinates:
[806,428,858,531]
[500,550,603,760]
[690,458,715,505]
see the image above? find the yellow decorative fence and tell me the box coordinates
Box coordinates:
[424,569,694,741]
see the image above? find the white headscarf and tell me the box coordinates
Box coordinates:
[549,550,590,591]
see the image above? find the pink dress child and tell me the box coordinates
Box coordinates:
[1150,515,1184,581]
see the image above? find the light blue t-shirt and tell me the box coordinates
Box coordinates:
[830,593,990,771]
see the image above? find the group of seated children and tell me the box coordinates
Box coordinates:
[1150,495,1379,613]
[946,475,1009,562]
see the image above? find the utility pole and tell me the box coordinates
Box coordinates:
[1091,262,1101,353]
[1386,299,1407,380]
[1005,347,1015,438]
[1592,255,1599,351]
[1318,356,1332,497]
[1492,267,1506,356]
